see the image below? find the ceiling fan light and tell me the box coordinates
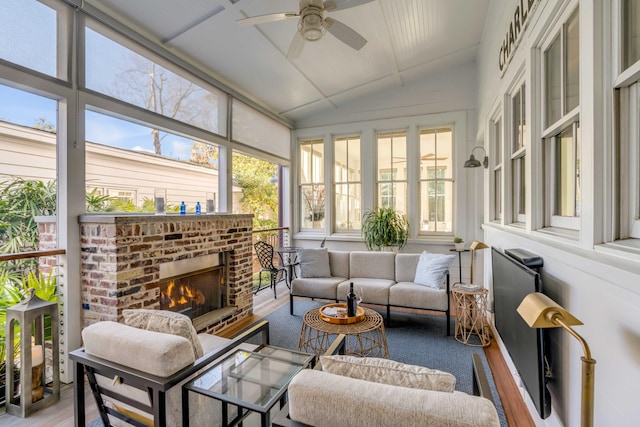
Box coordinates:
[299,11,325,41]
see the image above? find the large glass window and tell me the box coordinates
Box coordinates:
[231,151,279,229]
[232,100,290,160]
[85,110,221,214]
[543,8,580,231]
[0,0,58,78]
[377,131,407,214]
[623,0,640,70]
[85,25,227,138]
[511,83,526,223]
[300,139,325,230]
[419,128,453,234]
[334,136,361,231]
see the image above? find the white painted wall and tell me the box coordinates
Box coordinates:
[477,1,640,426]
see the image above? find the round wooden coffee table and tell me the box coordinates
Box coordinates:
[298,306,389,358]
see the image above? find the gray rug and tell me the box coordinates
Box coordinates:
[269,300,508,426]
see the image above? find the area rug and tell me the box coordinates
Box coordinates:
[267,300,508,427]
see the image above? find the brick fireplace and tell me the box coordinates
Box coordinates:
[78,213,253,334]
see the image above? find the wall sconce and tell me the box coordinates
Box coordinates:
[517,293,596,427]
[464,146,489,168]
[5,288,60,417]
[469,241,489,284]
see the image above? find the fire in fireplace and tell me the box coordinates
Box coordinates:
[158,253,228,321]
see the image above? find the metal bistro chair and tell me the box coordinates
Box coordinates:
[254,241,288,298]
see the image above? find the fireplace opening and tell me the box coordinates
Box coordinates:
[158,252,229,322]
[159,266,226,319]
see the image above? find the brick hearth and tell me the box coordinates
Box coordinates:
[78,213,253,334]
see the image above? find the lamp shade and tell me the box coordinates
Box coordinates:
[517,292,583,328]
[464,146,489,168]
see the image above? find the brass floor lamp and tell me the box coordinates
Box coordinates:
[517,292,596,427]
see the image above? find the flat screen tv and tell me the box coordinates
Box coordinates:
[491,247,551,419]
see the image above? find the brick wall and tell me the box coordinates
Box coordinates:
[79,214,253,334]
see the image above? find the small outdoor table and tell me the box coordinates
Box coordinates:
[298,306,389,358]
[182,345,314,427]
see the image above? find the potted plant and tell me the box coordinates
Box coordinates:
[361,207,409,251]
[454,236,465,251]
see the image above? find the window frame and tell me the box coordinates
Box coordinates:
[299,139,326,232]
[376,130,408,215]
[510,82,527,224]
[333,134,362,232]
[540,6,581,232]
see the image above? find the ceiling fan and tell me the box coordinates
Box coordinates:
[237,0,374,59]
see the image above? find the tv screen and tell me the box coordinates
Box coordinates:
[491,247,551,419]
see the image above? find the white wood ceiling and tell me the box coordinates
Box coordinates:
[85,0,489,126]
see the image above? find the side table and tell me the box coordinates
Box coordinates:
[452,284,490,347]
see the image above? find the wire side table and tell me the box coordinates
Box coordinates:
[298,307,389,358]
[452,284,491,347]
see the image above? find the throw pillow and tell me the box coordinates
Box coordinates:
[123,309,203,358]
[320,355,456,392]
[413,251,456,289]
[298,248,331,278]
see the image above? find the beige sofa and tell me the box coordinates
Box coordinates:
[273,353,500,427]
[290,251,452,334]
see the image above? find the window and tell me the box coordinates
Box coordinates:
[419,128,453,234]
[491,116,503,222]
[623,0,640,71]
[542,9,580,230]
[0,0,59,78]
[334,136,361,231]
[377,131,407,214]
[619,83,640,239]
[85,25,227,137]
[511,83,526,223]
[300,139,325,230]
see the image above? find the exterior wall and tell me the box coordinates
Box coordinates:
[78,214,254,335]
[477,1,640,426]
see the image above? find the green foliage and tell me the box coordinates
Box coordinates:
[232,153,278,230]
[361,207,409,251]
[454,236,464,243]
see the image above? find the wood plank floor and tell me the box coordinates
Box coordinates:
[0,280,534,426]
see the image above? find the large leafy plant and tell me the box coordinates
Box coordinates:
[361,207,409,251]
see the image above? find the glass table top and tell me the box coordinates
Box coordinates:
[186,346,313,412]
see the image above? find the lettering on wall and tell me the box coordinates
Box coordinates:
[498,0,540,75]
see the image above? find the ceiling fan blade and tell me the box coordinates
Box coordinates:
[324,0,375,12]
[287,32,306,59]
[236,12,298,26]
[325,17,367,50]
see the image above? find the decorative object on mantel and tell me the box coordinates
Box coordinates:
[464,146,489,169]
[5,288,60,417]
[518,293,596,427]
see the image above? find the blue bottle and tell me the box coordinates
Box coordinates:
[195,202,201,215]
[180,201,186,215]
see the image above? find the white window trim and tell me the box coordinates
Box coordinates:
[509,82,527,225]
[619,83,640,238]
[333,134,362,234]
[489,110,503,224]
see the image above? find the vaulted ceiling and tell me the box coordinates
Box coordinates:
[85,0,490,127]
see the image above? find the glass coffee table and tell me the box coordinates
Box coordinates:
[182,345,314,427]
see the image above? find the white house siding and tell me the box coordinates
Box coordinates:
[0,121,243,211]
[477,1,640,426]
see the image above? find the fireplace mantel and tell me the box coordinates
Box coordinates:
[78,213,254,334]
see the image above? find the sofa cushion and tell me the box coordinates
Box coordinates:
[328,250,350,278]
[320,355,456,392]
[291,277,345,299]
[414,251,456,289]
[337,278,394,305]
[288,369,501,427]
[298,248,331,278]
[395,253,420,283]
[389,282,449,311]
[123,309,204,358]
[349,251,396,281]
[82,321,195,377]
